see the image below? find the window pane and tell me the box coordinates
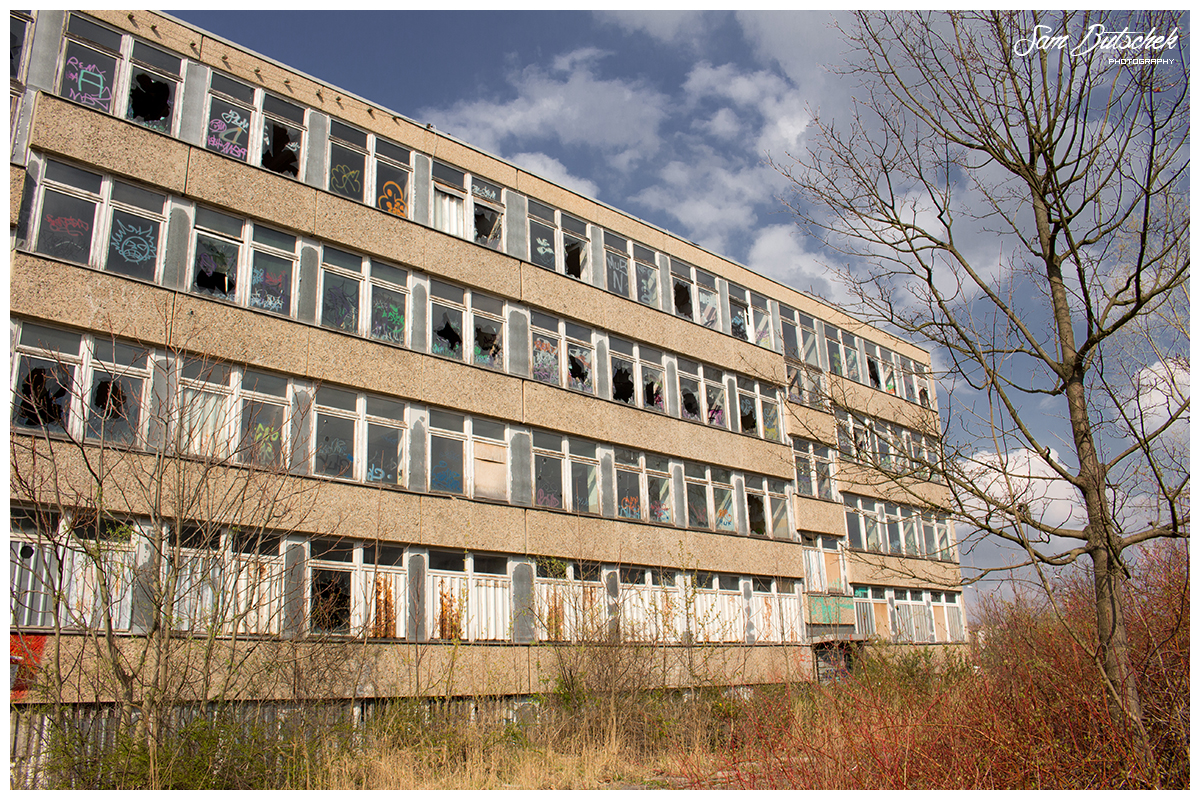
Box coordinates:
[706,384,726,427]
[366,423,402,485]
[771,496,788,538]
[796,457,813,497]
[673,278,693,319]
[617,470,641,519]
[739,394,758,435]
[816,461,833,500]
[473,314,503,369]
[571,461,598,514]
[474,441,507,501]
[761,401,780,441]
[566,344,593,393]
[315,414,355,478]
[375,161,409,217]
[369,285,406,344]
[530,221,556,269]
[532,332,560,385]
[713,487,735,532]
[250,251,292,315]
[13,358,73,433]
[106,210,159,281]
[636,262,658,306]
[329,143,365,201]
[748,495,767,536]
[37,190,96,264]
[647,475,671,524]
[612,357,635,404]
[535,454,563,509]
[261,120,301,177]
[321,273,360,333]
[241,400,284,467]
[474,205,502,249]
[86,372,141,444]
[754,308,773,347]
[430,435,464,494]
[310,568,351,634]
[59,41,117,111]
[730,300,749,340]
[206,98,252,160]
[680,377,701,421]
[686,484,709,529]
[433,190,465,237]
[642,366,664,412]
[126,68,175,132]
[431,304,464,360]
[564,234,586,278]
[606,251,629,297]
[180,387,227,457]
[698,287,720,329]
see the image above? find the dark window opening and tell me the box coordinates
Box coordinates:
[15,362,71,431]
[310,569,351,634]
[740,394,757,435]
[126,70,172,131]
[429,549,465,572]
[748,495,768,536]
[681,384,701,420]
[474,206,502,249]
[564,237,585,278]
[432,307,463,360]
[673,279,693,319]
[193,235,237,299]
[473,554,507,575]
[612,361,635,404]
[262,122,300,177]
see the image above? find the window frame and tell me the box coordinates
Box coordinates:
[528,200,589,280]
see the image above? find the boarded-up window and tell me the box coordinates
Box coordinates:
[473,440,507,501]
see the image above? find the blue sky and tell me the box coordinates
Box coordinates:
[170,10,849,301]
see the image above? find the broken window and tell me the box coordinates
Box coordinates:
[309,537,354,636]
[369,261,408,345]
[609,336,636,405]
[728,284,749,340]
[314,385,357,479]
[747,492,768,537]
[787,363,824,408]
[86,338,149,446]
[57,15,120,112]
[365,395,406,486]
[738,380,758,436]
[429,410,466,495]
[12,322,81,435]
[248,225,296,316]
[374,138,411,218]
[703,366,727,428]
[430,280,465,360]
[825,325,862,383]
[192,206,243,301]
[328,119,367,201]
[641,348,665,413]
[533,432,564,510]
[260,94,304,178]
[569,439,599,514]
[471,418,508,501]
[471,177,504,249]
[530,311,562,385]
[320,246,362,334]
[528,201,588,278]
[605,232,631,298]
[633,243,659,307]
[565,322,594,394]
[433,161,466,237]
[670,258,694,320]
[125,41,180,133]
[696,270,720,330]
[677,358,702,422]
[206,72,254,161]
[471,293,505,370]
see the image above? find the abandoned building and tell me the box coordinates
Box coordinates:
[9,9,967,718]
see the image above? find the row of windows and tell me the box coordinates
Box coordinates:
[835,409,942,481]
[843,494,956,563]
[29,11,937,412]
[20,158,785,443]
[852,584,967,643]
[10,509,804,644]
[11,322,796,539]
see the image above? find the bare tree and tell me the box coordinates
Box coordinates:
[776,10,1188,776]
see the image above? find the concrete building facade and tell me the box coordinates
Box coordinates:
[9,10,966,707]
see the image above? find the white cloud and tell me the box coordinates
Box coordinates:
[745,224,856,308]
[962,447,1086,532]
[594,10,711,46]
[1133,359,1189,435]
[682,63,812,155]
[419,50,667,169]
[508,152,599,198]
